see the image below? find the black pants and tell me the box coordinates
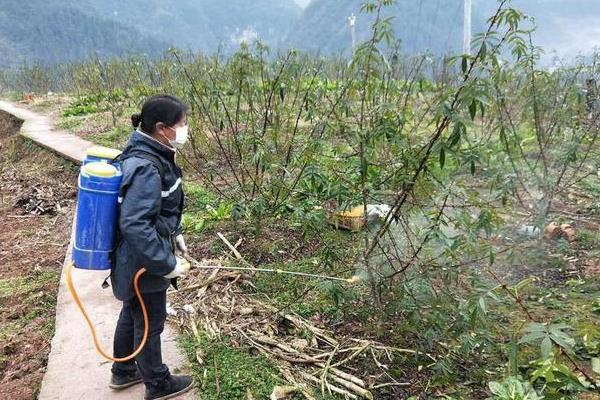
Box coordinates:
[111,290,170,388]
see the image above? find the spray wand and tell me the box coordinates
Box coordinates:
[184,255,361,284]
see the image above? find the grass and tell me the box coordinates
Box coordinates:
[0,321,20,343]
[28,95,69,112]
[0,270,57,298]
[185,183,217,211]
[575,228,600,251]
[88,126,130,147]
[181,184,236,241]
[0,270,59,341]
[56,116,81,131]
[251,258,349,319]
[180,197,359,320]
[181,331,341,399]
[0,91,24,102]
[181,332,285,400]
[181,213,209,235]
[241,225,361,320]
[577,175,600,197]
[53,95,137,148]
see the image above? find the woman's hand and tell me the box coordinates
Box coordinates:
[174,234,188,256]
[164,257,191,279]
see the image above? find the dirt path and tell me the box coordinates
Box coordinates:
[0,111,76,399]
[0,102,195,400]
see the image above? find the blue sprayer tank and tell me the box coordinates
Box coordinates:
[72,146,123,270]
[83,145,122,166]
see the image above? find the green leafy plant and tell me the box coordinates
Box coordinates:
[488,376,542,400]
[519,322,576,359]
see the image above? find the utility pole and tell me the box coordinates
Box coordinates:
[348,13,356,54]
[463,0,472,55]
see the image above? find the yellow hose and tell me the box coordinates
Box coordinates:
[66,261,149,362]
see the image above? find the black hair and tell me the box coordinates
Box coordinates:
[131,95,188,134]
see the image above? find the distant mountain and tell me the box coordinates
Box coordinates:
[285,0,600,60]
[1,0,600,66]
[0,0,301,66]
[85,0,302,53]
[0,0,165,67]
[284,0,473,56]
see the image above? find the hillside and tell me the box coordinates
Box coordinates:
[285,0,600,58]
[88,0,302,53]
[2,0,600,65]
[0,0,301,66]
[0,0,165,67]
[284,0,472,55]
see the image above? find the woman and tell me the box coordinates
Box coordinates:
[109,95,193,400]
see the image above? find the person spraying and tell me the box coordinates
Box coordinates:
[67,94,364,399]
[109,95,193,399]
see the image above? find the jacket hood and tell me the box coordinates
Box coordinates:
[122,130,176,163]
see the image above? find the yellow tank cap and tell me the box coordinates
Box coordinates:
[86,145,121,160]
[83,162,118,178]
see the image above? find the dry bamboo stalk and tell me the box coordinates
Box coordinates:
[312,346,361,359]
[217,232,243,260]
[249,331,365,389]
[278,367,316,400]
[238,330,318,399]
[179,272,239,292]
[176,260,405,398]
[238,329,313,363]
[371,381,410,389]
[370,344,437,362]
[369,347,385,370]
[317,366,365,390]
[325,372,373,400]
[248,331,319,361]
[252,300,338,346]
[331,342,369,369]
[320,345,339,396]
[300,372,358,399]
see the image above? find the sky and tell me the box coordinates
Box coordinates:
[294,0,311,7]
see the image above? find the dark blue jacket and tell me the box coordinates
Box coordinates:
[111,130,184,301]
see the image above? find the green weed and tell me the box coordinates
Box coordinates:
[88,126,129,147]
[0,270,59,341]
[181,333,284,400]
[185,183,217,210]
[0,271,57,298]
[181,213,208,235]
[62,95,100,117]
[56,116,81,131]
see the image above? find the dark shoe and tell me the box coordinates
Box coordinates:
[109,370,143,390]
[144,374,193,400]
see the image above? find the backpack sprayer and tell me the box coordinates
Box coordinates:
[66,146,148,362]
[67,146,360,363]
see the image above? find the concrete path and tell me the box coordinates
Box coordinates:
[0,101,94,163]
[0,101,195,400]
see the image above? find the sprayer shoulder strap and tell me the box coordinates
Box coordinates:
[104,151,165,290]
[124,150,165,180]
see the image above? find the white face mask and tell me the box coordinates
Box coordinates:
[166,125,189,149]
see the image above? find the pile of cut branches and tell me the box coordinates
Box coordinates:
[13,183,73,216]
[167,237,426,399]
